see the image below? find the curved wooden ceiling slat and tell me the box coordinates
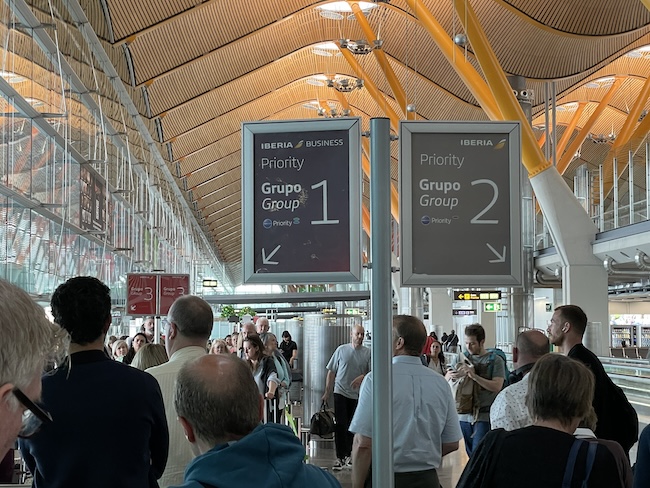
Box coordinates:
[500,0,650,36]
[40,0,650,283]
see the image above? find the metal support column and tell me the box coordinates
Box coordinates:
[646,141,650,220]
[508,75,534,335]
[629,150,635,224]
[599,164,605,231]
[613,157,619,228]
[369,118,393,488]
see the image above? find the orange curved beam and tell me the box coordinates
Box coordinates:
[332,91,400,222]
[555,102,587,161]
[349,2,415,120]
[556,79,623,175]
[362,204,370,236]
[337,44,401,130]
[403,0,502,121]
[453,0,550,177]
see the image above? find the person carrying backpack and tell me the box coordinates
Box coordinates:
[445,323,506,456]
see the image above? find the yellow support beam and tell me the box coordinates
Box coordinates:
[643,0,650,11]
[403,0,502,120]
[556,79,623,175]
[349,2,415,120]
[333,90,400,221]
[614,75,650,147]
[555,102,587,161]
[453,0,550,177]
[537,132,546,148]
[600,75,650,196]
[362,203,370,236]
[337,43,401,130]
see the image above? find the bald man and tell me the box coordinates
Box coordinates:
[490,329,550,431]
[172,354,339,487]
[322,325,371,470]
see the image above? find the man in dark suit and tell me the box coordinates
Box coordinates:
[19,277,169,487]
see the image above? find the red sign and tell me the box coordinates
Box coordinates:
[158,274,190,315]
[127,274,158,316]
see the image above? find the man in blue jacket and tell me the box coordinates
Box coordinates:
[171,353,340,488]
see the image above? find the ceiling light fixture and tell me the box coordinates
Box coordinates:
[626,45,650,59]
[339,39,374,55]
[326,77,364,92]
[587,132,616,144]
[584,76,616,89]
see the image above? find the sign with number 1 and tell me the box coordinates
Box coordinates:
[242,118,362,284]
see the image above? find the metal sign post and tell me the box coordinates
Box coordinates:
[400,121,522,286]
[242,118,362,284]
[370,118,394,488]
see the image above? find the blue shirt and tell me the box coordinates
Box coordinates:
[349,355,462,472]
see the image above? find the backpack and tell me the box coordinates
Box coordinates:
[487,348,511,388]
[464,348,511,388]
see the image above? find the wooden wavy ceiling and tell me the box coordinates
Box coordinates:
[68,0,650,284]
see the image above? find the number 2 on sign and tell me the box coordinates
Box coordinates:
[311,179,340,225]
[470,179,499,224]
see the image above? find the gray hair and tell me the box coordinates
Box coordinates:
[0,280,69,407]
[168,295,213,339]
[174,354,260,445]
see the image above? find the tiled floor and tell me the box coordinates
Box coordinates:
[307,436,469,488]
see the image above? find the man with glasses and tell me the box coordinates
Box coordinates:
[19,276,169,488]
[0,279,69,459]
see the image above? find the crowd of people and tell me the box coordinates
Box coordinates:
[0,275,649,487]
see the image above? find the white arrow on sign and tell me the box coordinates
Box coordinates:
[130,305,136,311]
[262,245,281,265]
[486,243,506,263]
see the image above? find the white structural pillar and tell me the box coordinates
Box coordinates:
[428,288,453,335]
[530,168,609,356]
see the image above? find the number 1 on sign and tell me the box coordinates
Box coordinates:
[311,179,339,225]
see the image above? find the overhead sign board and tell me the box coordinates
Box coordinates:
[454,291,503,301]
[242,118,362,284]
[452,309,477,316]
[126,274,158,316]
[483,302,502,312]
[158,274,190,315]
[126,273,190,316]
[400,121,522,286]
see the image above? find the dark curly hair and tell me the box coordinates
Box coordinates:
[50,276,111,345]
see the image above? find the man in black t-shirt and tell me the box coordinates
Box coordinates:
[279,330,298,368]
[547,304,638,454]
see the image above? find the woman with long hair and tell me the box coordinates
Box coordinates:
[243,334,279,405]
[123,332,148,365]
[427,340,446,375]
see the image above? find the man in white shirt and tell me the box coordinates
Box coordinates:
[490,329,549,431]
[349,315,461,488]
[147,295,213,487]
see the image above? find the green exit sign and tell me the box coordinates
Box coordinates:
[483,302,502,312]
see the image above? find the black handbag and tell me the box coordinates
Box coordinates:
[309,401,336,438]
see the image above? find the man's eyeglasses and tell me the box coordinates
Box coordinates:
[12,387,52,439]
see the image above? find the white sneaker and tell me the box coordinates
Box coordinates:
[343,456,352,468]
[332,458,345,471]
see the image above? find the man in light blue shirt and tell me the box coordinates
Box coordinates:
[349,315,461,488]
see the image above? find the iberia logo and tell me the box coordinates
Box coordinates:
[494,139,507,150]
